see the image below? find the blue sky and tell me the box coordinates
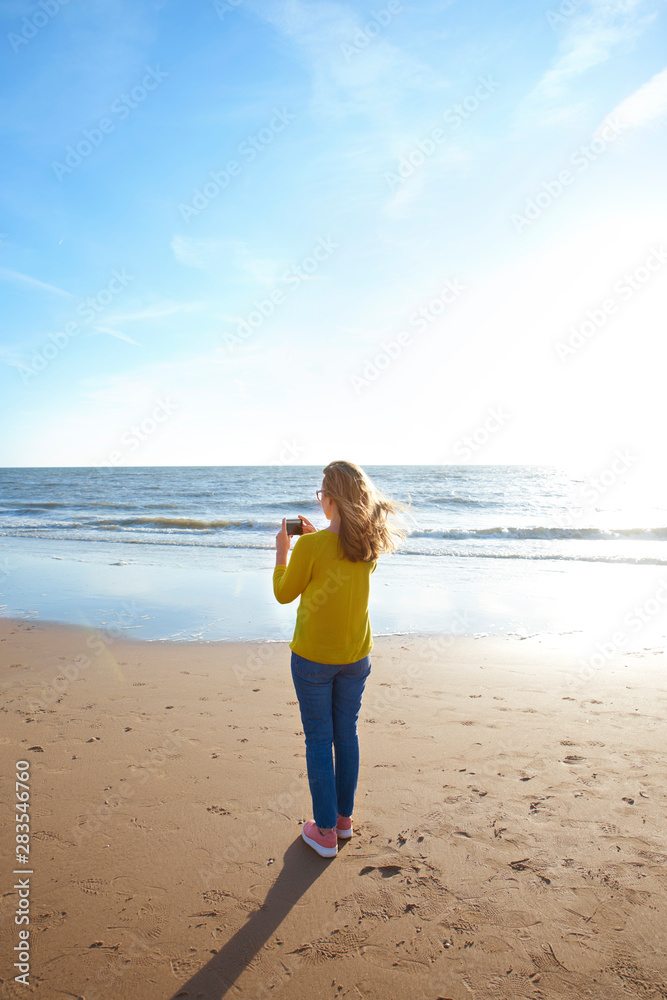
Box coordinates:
[1,0,666,472]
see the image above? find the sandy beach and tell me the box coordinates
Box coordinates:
[1,617,666,999]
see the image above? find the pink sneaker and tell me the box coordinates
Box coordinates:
[302,820,338,857]
[335,815,353,839]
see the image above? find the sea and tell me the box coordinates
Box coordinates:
[1,465,665,654]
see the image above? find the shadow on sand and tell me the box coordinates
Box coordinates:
[169,836,346,999]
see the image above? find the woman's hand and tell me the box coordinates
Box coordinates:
[275,518,290,565]
[298,515,317,534]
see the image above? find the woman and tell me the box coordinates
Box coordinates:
[273,460,405,857]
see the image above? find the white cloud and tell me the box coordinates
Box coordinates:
[382,172,427,219]
[517,0,657,126]
[171,235,225,270]
[89,325,141,346]
[596,65,667,133]
[105,301,201,323]
[171,234,281,286]
[254,0,438,120]
[0,267,75,298]
[382,142,476,218]
[78,373,161,405]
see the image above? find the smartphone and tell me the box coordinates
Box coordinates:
[285,518,303,536]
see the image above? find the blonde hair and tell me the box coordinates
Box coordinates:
[321,460,407,563]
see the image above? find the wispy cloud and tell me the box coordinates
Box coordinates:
[170,235,227,270]
[0,266,75,298]
[2,358,33,373]
[78,373,162,405]
[253,0,439,121]
[89,325,141,346]
[104,301,201,324]
[517,0,657,126]
[382,141,476,218]
[596,64,667,133]
[172,234,294,288]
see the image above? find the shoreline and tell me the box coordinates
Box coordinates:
[0,611,552,642]
[1,608,663,663]
[3,533,667,647]
[1,617,666,997]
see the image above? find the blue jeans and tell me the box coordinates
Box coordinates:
[290,651,372,830]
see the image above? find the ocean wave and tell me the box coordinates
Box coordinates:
[3,502,68,510]
[1,516,280,532]
[3,501,179,513]
[4,515,666,538]
[427,495,488,506]
[3,529,666,566]
[93,516,279,530]
[406,525,667,541]
[1,530,278,551]
[397,547,667,566]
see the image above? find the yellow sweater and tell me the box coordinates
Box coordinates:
[273,529,376,664]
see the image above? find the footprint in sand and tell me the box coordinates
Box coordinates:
[170,956,200,977]
[360,864,402,877]
[31,908,68,929]
[607,955,667,997]
[75,878,107,894]
[201,887,257,913]
[112,897,165,948]
[339,856,455,924]
[32,830,75,847]
[289,925,369,964]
